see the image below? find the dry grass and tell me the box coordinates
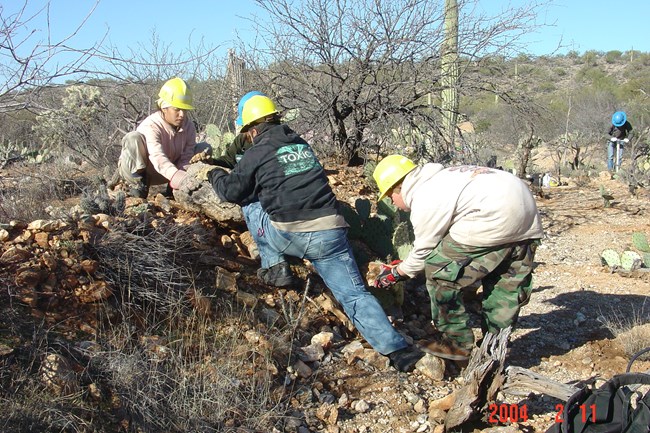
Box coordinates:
[1,212,295,432]
[0,160,88,222]
[599,300,650,362]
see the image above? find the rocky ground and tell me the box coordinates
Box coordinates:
[300,166,650,433]
[1,163,649,433]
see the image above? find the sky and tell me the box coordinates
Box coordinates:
[4,0,650,74]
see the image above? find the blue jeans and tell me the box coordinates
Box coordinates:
[242,201,285,269]
[242,201,408,355]
[607,140,623,171]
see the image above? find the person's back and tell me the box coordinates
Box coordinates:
[216,122,340,227]
[207,94,424,372]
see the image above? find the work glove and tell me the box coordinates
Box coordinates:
[186,161,229,182]
[623,138,629,143]
[610,137,618,142]
[374,260,407,289]
[176,170,202,194]
[189,148,214,164]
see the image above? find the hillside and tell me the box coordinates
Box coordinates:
[1,160,649,433]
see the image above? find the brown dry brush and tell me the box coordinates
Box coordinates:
[87,218,291,432]
[1,214,292,432]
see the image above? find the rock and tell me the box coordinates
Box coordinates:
[13,229,33,243]
[0,246,31,264]
[235,290,257,307]
[40,353,79,396]
[220,234,233,249]
[415,353,446,381]
[80,259,99,274]
[292,359,313,378]
[353,399,370,413]
[15,266,45,288]
[172,167,244,224]
[75,280,112,303]
[0,229,9,241]
[239,231,260,259]
[34,231,49,248]
[27,219,67,232]
[316,403,339,425]
[299,343,325,362]
[214,266,239,292]
[311,331,334,348]
[429,392,457,411]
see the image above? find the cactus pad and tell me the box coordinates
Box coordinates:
[620,250,642,271]
[632,232,650,253]
[600,249,621,268]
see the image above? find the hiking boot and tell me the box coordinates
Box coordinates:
[418,338,472,361]
[257,262,299,287]
[388,346,425,372]
[128,175,149,199]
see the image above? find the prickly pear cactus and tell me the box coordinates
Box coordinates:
[632,232,650,252]
[362,215,393,259]
[339,202,363,239]
[392,222,413,260]
[601,249,621,268]
[620,250,642,271]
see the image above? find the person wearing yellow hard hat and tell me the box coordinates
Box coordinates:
[204,94,424,372]
[109,77,211,198]
[371,155,544,364]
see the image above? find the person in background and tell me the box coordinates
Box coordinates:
[607,111,633,172]
[109,77,210,198]
[372,155,544,361]
[205,94,424,372]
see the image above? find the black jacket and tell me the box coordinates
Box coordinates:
[212,133,251,169]
[608,121,633,139]
[209,123,339,223]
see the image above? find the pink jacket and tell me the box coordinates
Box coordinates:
[136,111,196,188]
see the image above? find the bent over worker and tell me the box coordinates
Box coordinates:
[372,155,544,360]
[205,95,424,372]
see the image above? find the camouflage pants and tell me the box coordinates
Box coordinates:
[425,235,539,349]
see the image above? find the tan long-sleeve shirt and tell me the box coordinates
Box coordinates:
[399,164,544,277]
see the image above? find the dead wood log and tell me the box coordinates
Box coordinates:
[502,366,579,401]
[503,366,650,401]
[172,177,244,224]
[445,327,511,430]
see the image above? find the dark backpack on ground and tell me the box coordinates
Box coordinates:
[546,347,650,433]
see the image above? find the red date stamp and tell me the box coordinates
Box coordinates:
[554,403,597,424]
[487,403,529,423]
[487,403,598,424]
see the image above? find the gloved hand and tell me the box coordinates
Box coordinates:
[189,148,214,164]
[186,162,229,182]
[610,137,618,142]
[375,260,407,289]
[623,138,629,143]
[176,171,202,194]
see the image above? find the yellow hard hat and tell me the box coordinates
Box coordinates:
[157,77,194,110]
[373,155,417,201]
[240,94,278,130]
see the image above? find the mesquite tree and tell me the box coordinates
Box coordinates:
[241,0,551,165]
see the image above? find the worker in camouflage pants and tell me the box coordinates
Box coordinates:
[372,155,544,362]
[425,235,538,351]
